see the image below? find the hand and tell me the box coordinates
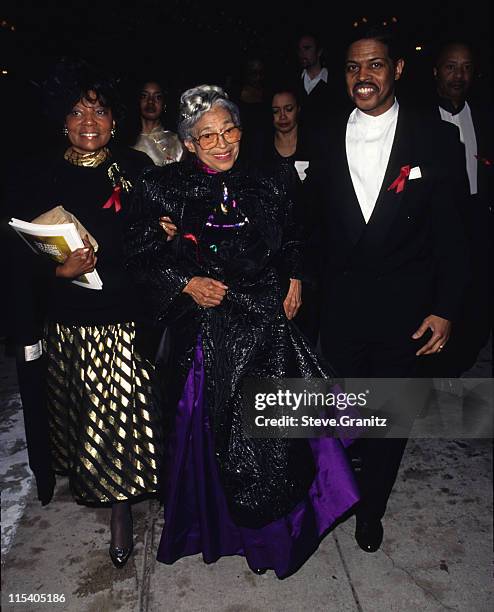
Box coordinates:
[56,235,97,279]
[412,314,451,356]
[283,278,302,320]
[183,277,228,308]
[159,216,178,241]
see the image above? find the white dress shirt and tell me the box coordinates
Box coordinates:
[439,102,478,195]
[302,67,328,95]
[346,99,399,223]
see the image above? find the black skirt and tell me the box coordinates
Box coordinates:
[44,321,163,503]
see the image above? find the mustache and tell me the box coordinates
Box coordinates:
[353,81,378,93]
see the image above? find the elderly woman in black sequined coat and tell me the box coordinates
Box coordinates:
[125,84,358,578]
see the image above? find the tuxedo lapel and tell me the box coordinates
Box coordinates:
[364,108,415,248]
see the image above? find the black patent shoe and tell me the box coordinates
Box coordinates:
[355,517,384,553]
[252,568,267,575]
[109,542,134,568]
[109,502,133,568]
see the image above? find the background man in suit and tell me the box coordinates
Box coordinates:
[297,32,330,116]
[304,29,469,552]
[296,32,349,134]
[428,40,492,377]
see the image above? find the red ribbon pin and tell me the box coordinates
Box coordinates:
[102,185,122,213]
[475,155,492,167]
[184,233,201,261]
[183,233,198,245]
[388,165,411,194]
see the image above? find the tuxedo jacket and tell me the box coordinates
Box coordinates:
[303,106,470,344]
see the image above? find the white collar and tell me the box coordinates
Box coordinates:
[351,98,399,129]
[301,67,328,83]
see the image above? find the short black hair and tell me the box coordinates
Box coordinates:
[346,26,404,64]
[137,77,168,97]
[42,57,124,124]
[433,39,475,67]
[268,79,301,105]
[297,30,324,52]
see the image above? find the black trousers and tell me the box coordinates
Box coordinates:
[321,329,423,521]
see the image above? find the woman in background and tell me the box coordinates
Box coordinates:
[257,83,321,345]
[129,78,184,166]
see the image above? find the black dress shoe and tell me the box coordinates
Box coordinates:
[109,542,134,569]
[251,568,267,575]
[355,518,383,553]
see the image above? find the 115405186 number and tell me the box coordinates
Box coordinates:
[8,594,66,604]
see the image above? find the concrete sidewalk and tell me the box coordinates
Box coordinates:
[1,348,492,612]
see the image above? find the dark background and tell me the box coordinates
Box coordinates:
[1,0,491,155]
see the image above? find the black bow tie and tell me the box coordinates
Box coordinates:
[437,96,466,116]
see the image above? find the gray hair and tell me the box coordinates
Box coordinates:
[177,84,241,142]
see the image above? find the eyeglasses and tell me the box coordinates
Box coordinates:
[193,126,242,150]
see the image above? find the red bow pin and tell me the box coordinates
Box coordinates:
[102,185,122,213]
[388,165,411,194]
[184,233,198,246]
[475,155,492,167]
[183,232,201,261]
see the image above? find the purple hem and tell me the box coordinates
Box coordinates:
[157,340,359,578]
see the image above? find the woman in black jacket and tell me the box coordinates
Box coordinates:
[6,60,162,569]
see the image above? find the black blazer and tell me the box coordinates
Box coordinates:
[304,106,470,343]
[297,77,350,127]
[298,79,331,116]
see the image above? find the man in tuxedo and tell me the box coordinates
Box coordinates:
[428,40,492,376]
[304,29,469,552]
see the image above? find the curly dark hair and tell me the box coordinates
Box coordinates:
[41,57,124,125]
[267,80,301,106]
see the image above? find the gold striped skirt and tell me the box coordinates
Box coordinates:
[44,321,162,504]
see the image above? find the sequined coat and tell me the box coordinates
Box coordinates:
[125,158,332,528]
